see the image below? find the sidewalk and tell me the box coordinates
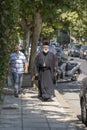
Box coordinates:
[0,87,84,130]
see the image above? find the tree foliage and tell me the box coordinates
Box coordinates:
[59,0,87,43]
[0,0,20,98]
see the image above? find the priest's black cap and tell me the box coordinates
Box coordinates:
[43,41,50,46]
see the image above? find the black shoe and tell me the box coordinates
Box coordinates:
[14,94,19,98]
[41,98,49,101]
[42,98,53,102]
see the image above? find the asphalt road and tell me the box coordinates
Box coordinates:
[69,57,87,74]
[56,57,87,129]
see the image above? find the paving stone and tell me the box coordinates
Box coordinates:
[2,104,19,109]
[24,128,50,130]
[23,118,47,122]
[0,127,21,130]
[1,109,21,115]
[23,122,49,127]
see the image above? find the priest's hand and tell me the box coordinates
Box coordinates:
[54,72,58,77]
[35,73,39,80]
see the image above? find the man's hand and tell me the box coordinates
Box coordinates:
[24,62,28,73]
[54,72,58,77]
[35,73,38,77]
[24,69,28,74]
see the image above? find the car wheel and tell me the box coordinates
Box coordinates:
[81,99,87,126]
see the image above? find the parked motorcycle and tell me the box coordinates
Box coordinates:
[56,58,81,82]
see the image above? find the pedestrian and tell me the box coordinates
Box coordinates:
[8,44,27,97]
[37,38,58,84]
[34,41,57,101]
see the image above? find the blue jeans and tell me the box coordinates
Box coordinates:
[12,72,23,94]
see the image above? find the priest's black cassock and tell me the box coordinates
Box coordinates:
[34,50,56,100]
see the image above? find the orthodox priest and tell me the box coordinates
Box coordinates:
[34,41,57,101]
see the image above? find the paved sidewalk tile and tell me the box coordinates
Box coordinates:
[0,88,83,130]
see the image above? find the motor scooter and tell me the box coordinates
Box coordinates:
[56,58,81,82]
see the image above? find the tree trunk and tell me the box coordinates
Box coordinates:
[21,17,31,51]
[29,12,42,76]
[23,31,30,51]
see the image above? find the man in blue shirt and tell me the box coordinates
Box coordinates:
[8,44,27,97]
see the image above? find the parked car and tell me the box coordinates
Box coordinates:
[80,77,87,126]
[79,45,87,59]
[68,44,81,57]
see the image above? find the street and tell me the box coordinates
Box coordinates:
[56,57,87,129]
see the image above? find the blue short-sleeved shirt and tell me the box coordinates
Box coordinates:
[9,51,26,73]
